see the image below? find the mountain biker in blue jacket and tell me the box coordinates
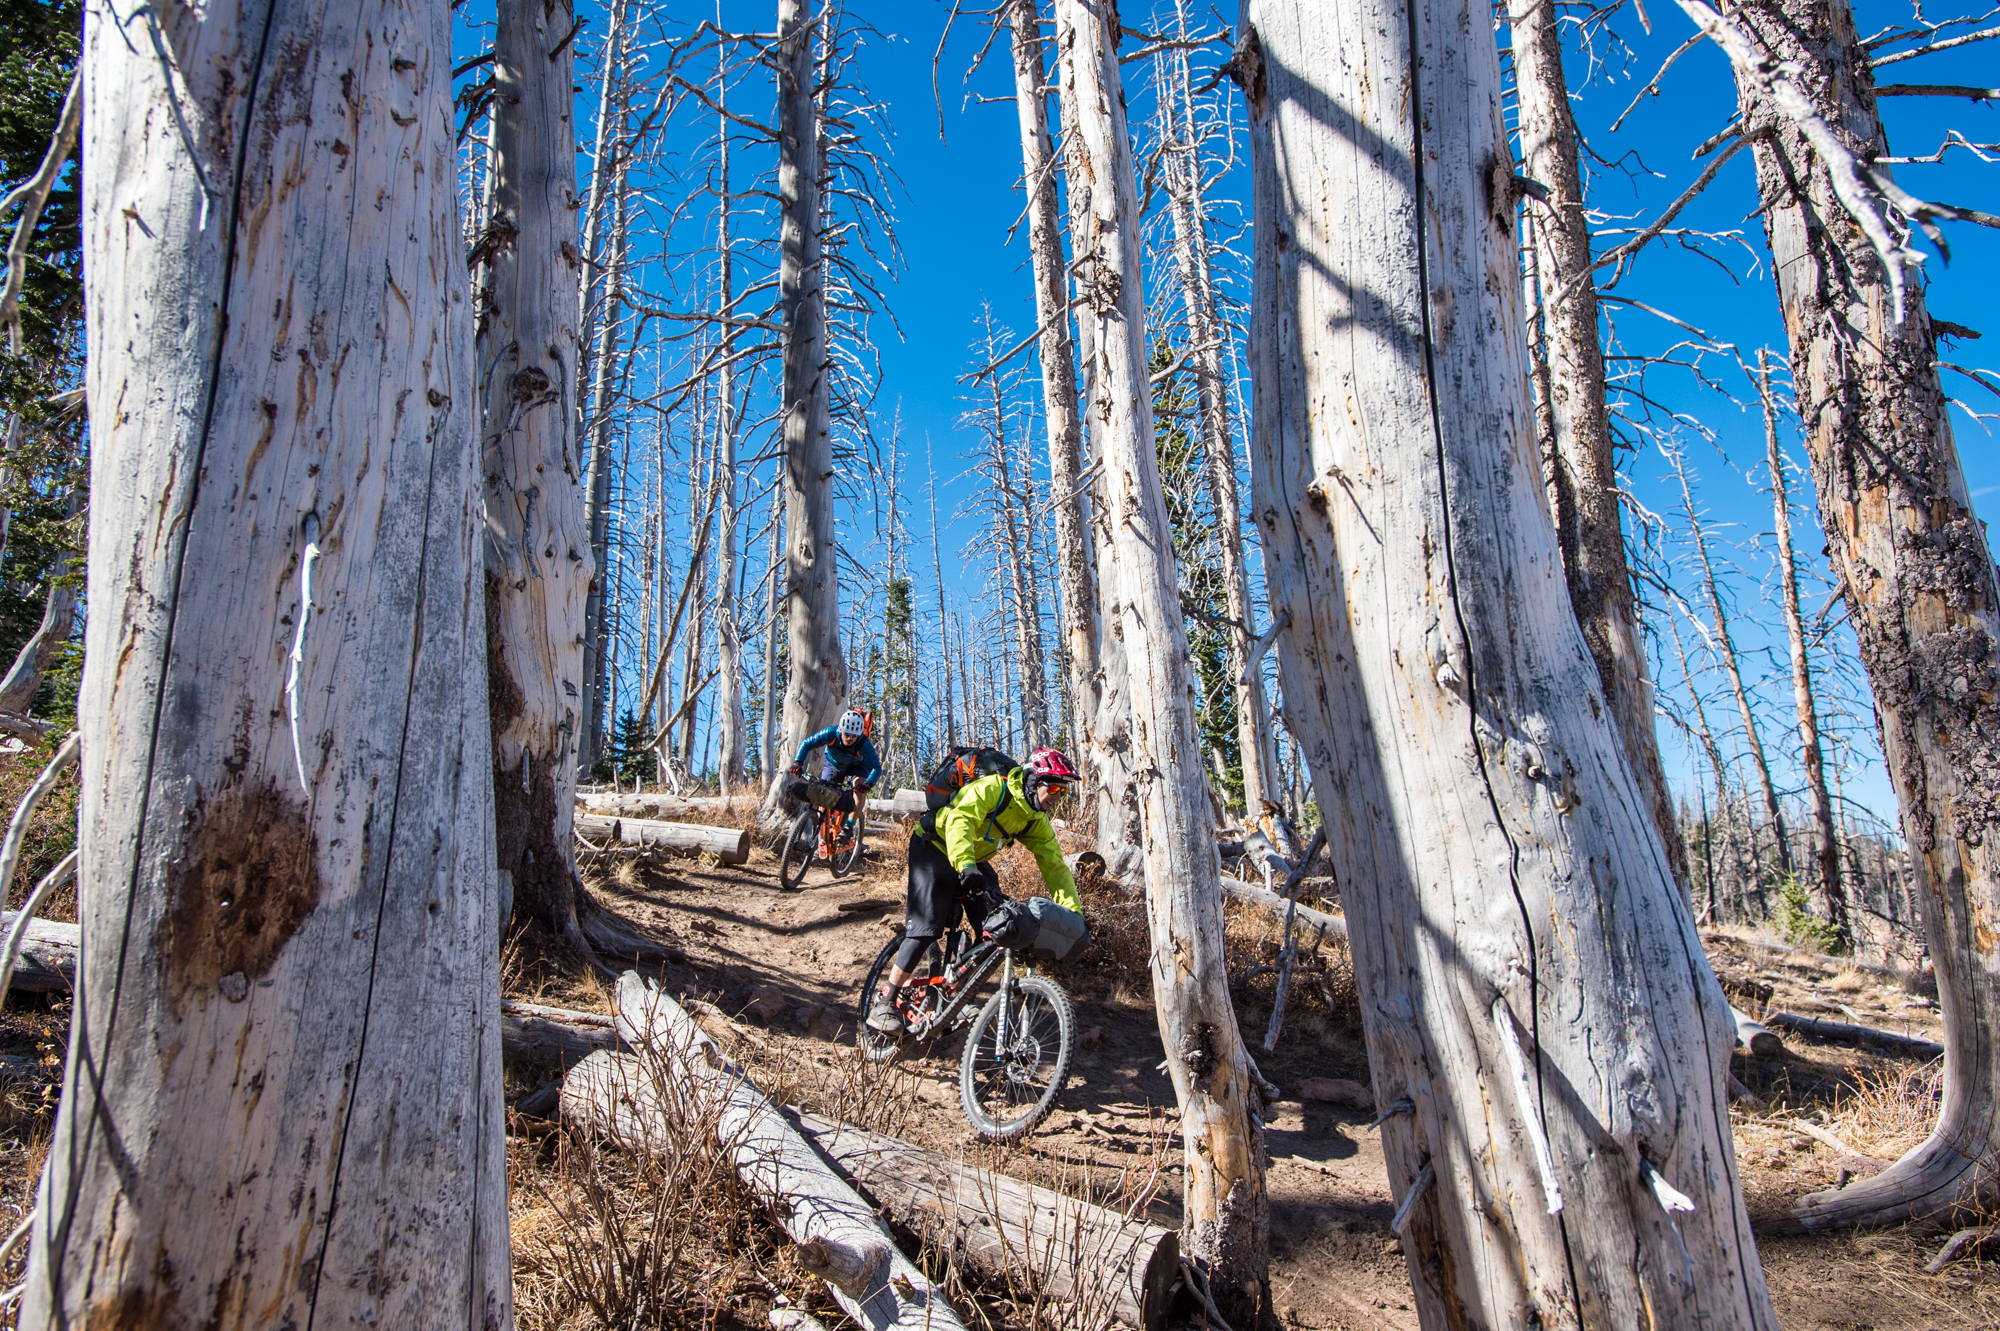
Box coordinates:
[790,708,881,820]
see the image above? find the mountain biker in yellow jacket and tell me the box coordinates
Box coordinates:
[866,748,1082,1034]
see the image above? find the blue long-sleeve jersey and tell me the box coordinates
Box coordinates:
[793,726,881,785]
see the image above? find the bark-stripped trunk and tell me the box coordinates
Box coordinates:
[1006,0,1100,760]
[31,0,508,1322]
[1508,0,1688,890]
[580,157,629,773]
[929,449,955,746]
[1057,1,1268,1315]
[1239,6,1774,1328]
[762,0,844,816]
[987,361,1049,749]
[1160,35,1277,816]
[760,480,785,777]
[1053,6,1141,879]
[714,65,746,793]
[1760,351,1847,949]
[481,0,589,945]
[1716,0,2000,1230]
[0,544,75,714]
[1675,452,1795,881]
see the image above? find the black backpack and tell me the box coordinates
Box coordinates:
[918,745,1018,839]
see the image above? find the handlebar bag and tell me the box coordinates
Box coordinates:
[1024,896,1090,963]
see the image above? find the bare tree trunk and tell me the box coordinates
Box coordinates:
[1053,7,1142,882]
[480,0,590,946]
[984,351,1049,749]
[1057,1,1268,1317]
[762,0,845,816]
[929,442,954,749]
[761,480,785,779]
[1239,5,1775,1327]
[1760,351,1847,950]
[1160,28,1277,816]
[1673,449,1795,880]
[0,548,74,714]
[31,0,509,1321]
[580,142,629,776]
[1006,0,1100,760]
[1508,0,1688,891]
[714,67,745,791]
[1704,0,2000,1230]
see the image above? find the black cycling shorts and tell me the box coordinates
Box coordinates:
[905,834,999,940]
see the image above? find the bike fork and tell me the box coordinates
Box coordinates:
[996,951,1014,1050]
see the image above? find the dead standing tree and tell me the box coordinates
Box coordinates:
[1057,0,1271,1318]
[762,0,846,817]
[1680,0,2000,1231]
[479,0,591,945]
[27,0,509,1322]
[1759,350,1849,950]
[1239,3,1776,1326]
[1508,0,1689,890]
[1155,17,1281,817]
[1006,0,1101,763]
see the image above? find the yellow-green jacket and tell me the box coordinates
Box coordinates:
[929,769,1082,912]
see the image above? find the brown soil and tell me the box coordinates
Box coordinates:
[0,810,1984,1329]
[542,826,1996,1331]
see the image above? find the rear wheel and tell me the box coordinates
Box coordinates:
[777,809,816,890]
[959,972,1075,1139]
[856,934,907,1063]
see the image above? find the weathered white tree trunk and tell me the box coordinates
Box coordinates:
[1006,0,1100,755]
[762,0,844,817]
[1712,0,2000,1232]
[1053,5,1142,882]
[1508,0,1688,890]
[0,550,74,714]
[983,351,1049,749]
[1239,5,1774,1327]
[1759,351,1847,948]
[1056,2,1269,1316]
[1674,451,1795,881]
[1160,39,1277,816]
[29,0,509,1323]
[713,61,746,793]
[480,0,589,946]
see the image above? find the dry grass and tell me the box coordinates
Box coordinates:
[1825,1062,1945,1161]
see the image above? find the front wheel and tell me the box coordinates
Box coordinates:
[777,809,816,891]
[959,972,1075,1140]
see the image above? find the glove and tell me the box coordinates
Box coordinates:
[851,778,871,792]
[789,762,804,778]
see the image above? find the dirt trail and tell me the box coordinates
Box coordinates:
[524,822,1997,1331]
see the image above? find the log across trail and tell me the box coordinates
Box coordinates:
[788,1109,1180,1330]
[573,814,751,863]
[0,910,74,992]
[579,788,930,821]
[565,972,969,1331]
[1218,877,1347,938]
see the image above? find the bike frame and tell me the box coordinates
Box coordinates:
[904,934,1016,1040]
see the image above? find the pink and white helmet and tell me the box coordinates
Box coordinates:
[1024,748,1079,811]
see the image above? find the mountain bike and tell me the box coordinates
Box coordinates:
[777,775,865,890]
[856,905,1076,1140]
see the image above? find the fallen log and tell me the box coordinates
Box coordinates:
[501,1009,619,1069]
[578,793,744,818]
[573,814,749,864]
[565,974,968,1331]
[1731,1006,1784,1058]
[1762,1011,1944,1060]
[502,998,614,1027]
[1218,877,1347,938]
[789,1108,1179,1330]
[0,911,75,993]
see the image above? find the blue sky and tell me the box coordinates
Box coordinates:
[477,0,2000,818]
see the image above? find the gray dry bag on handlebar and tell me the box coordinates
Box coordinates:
[982,896,1090,963]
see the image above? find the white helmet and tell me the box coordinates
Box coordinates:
[838,708,868,741]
